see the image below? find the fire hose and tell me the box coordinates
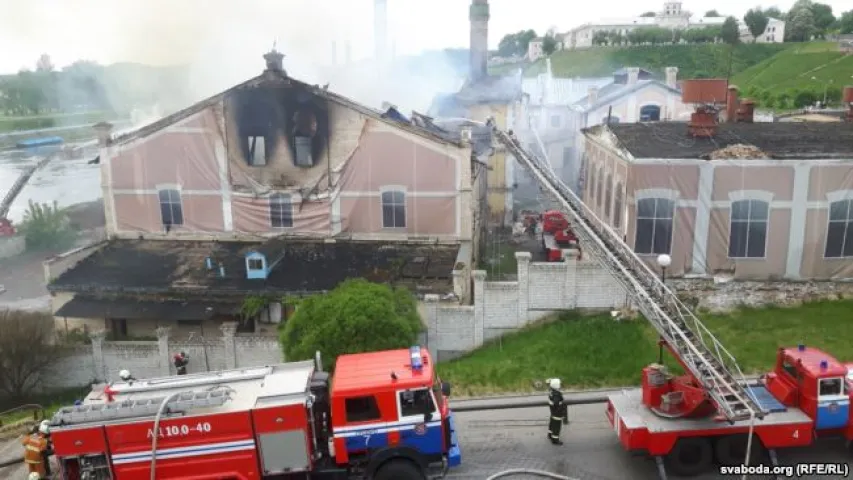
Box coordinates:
[487,469,578,480]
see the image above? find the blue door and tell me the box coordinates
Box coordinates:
[815,377,849,430]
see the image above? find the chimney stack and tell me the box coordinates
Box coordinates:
[844,86,853,123]
[737,99,755,123]
[627,67,640,85]
[469,0,490,82]
[726,85,739,123]
[665,67,678,89]
[588,86,599,104]
[681,79,729,138]
[263,49,285,74]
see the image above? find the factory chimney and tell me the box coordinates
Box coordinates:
[374,0,388,63]
[469,0,490,82]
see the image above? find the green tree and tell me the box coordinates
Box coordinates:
[19,200,75,251]
[809,3,836,37]
[542,35,558,55]
[786,0,817,41]
[640,12,656,17]
[705,10,721,17]
[840,10,853,34]
[721,16,741,44]
[764,7,784,19]
[744,8,770,41]
[279,279,423,370]
[0,309,71,402]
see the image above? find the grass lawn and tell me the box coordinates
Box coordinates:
[731,42,853,92]
[437,300,853,396]
[0,111,110,133]
[0,387,89,426]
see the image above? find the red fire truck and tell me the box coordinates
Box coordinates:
[48,346,461,479]
[606,343,852,477]
[540,210,579,262]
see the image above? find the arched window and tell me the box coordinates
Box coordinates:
[634,198,674,254]
[381,189,406,228]
[728,199,768,258]
[640,105,661,121]
[604,173,613,218]
[596,168,604,208]
[158,189,183,227]
[269,193,293,228]
[613,183,624,228]
[825,199,853,257]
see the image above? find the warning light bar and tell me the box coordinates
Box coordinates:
[410,346,423,370]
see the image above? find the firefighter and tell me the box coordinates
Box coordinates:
[174,351,189,375]
[546,378,567,445]
[22,421,52,479]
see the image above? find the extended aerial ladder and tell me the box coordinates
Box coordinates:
[492,127,764,423]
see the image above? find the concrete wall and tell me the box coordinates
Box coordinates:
[423,251,627,362]
[0,235,25,259]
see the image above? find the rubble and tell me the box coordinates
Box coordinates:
[707,143,770,160]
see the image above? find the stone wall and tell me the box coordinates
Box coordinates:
[423,250,627,362]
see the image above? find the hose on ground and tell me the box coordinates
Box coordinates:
[486,468,580,480]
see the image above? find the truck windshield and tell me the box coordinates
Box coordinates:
[819,377,845,397]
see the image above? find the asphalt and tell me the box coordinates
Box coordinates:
[2,390,850,479]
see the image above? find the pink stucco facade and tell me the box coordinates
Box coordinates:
[583,133,853,280]
[102,100,473,243]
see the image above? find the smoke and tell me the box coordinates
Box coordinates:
[7,0,467,120]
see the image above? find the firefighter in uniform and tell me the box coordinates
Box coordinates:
[546,378,567,445]
[22,421,53,479]
[174,351,189,375]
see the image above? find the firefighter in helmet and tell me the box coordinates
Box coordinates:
[174,351,189,375]
[22,420,53,478]
[546,378,567,445]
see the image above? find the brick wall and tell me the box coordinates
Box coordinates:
[423,250,628,362]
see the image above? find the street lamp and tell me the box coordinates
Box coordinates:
[656,254,672,283]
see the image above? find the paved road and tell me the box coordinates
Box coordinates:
[2,401,850,479]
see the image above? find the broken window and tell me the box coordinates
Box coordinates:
[269,193,293,229]
[158,189,183,227]
[381,190,406,229]
[247,136,267,166]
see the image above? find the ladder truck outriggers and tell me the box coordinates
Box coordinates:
[494,126,852,478]
[46,346,461,480]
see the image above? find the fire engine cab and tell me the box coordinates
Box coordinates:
[540,210,579,262]
[47,346,461,479]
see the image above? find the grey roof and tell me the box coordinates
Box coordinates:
[573,80,681,113]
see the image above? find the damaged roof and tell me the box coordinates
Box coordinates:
[585,122,853,160]
[48,239,459,296]
[109,65,466,149]
[428,73,524,118]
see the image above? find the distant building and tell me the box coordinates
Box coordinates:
[527,37,564,61]
[561,1,785,49]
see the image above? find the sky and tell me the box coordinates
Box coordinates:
[1,0,850,75]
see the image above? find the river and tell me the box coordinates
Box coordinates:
[0,144,102,223]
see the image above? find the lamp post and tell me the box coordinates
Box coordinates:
[656,254,672,283]
[810,76,833,107]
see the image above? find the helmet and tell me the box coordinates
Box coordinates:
[549,378,561,390]
[119,369,131,380]
[29,473,41,480]
[38,421,50,435]
[174,353,182,360]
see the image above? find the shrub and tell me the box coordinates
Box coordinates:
[279,279,424,370]
[18,200,76,251]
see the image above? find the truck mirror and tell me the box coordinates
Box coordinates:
[441,382,451,397]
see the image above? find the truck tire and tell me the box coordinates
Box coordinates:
[715,434,765,466]
[373,458,425,480]
[665,437,713,477]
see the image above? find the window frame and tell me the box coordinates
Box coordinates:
[396,388,438,421]
[344,395,382,423]
[246,135,268,166]
[823,198,853,258]
[595,168,604,209]
[727,199,769,259]
[633,197,675,255]
[613,182,623,229]
[818,377,845,398]
[604,173,613,219]
[380,188,407,229]
[269,193,294,229]
[247,258,264,271]
[639,104,661,122]
[157,188,184,227]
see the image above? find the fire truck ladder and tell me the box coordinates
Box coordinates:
[493,128,764,423]
[51,389,231,426]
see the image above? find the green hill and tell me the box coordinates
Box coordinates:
[731,42,853,108]
[490,43,787,80]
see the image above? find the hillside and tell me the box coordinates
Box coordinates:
[731,42,853,97]
[490,43,787,79]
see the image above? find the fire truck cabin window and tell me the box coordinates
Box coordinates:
[782,360,798,380]
[819,378,843,397]
[399,389,434,417]
[344,396,381,422]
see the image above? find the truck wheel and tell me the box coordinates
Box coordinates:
[665,437,713,477]
[373,459,425,480]
[715,434,765,466]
